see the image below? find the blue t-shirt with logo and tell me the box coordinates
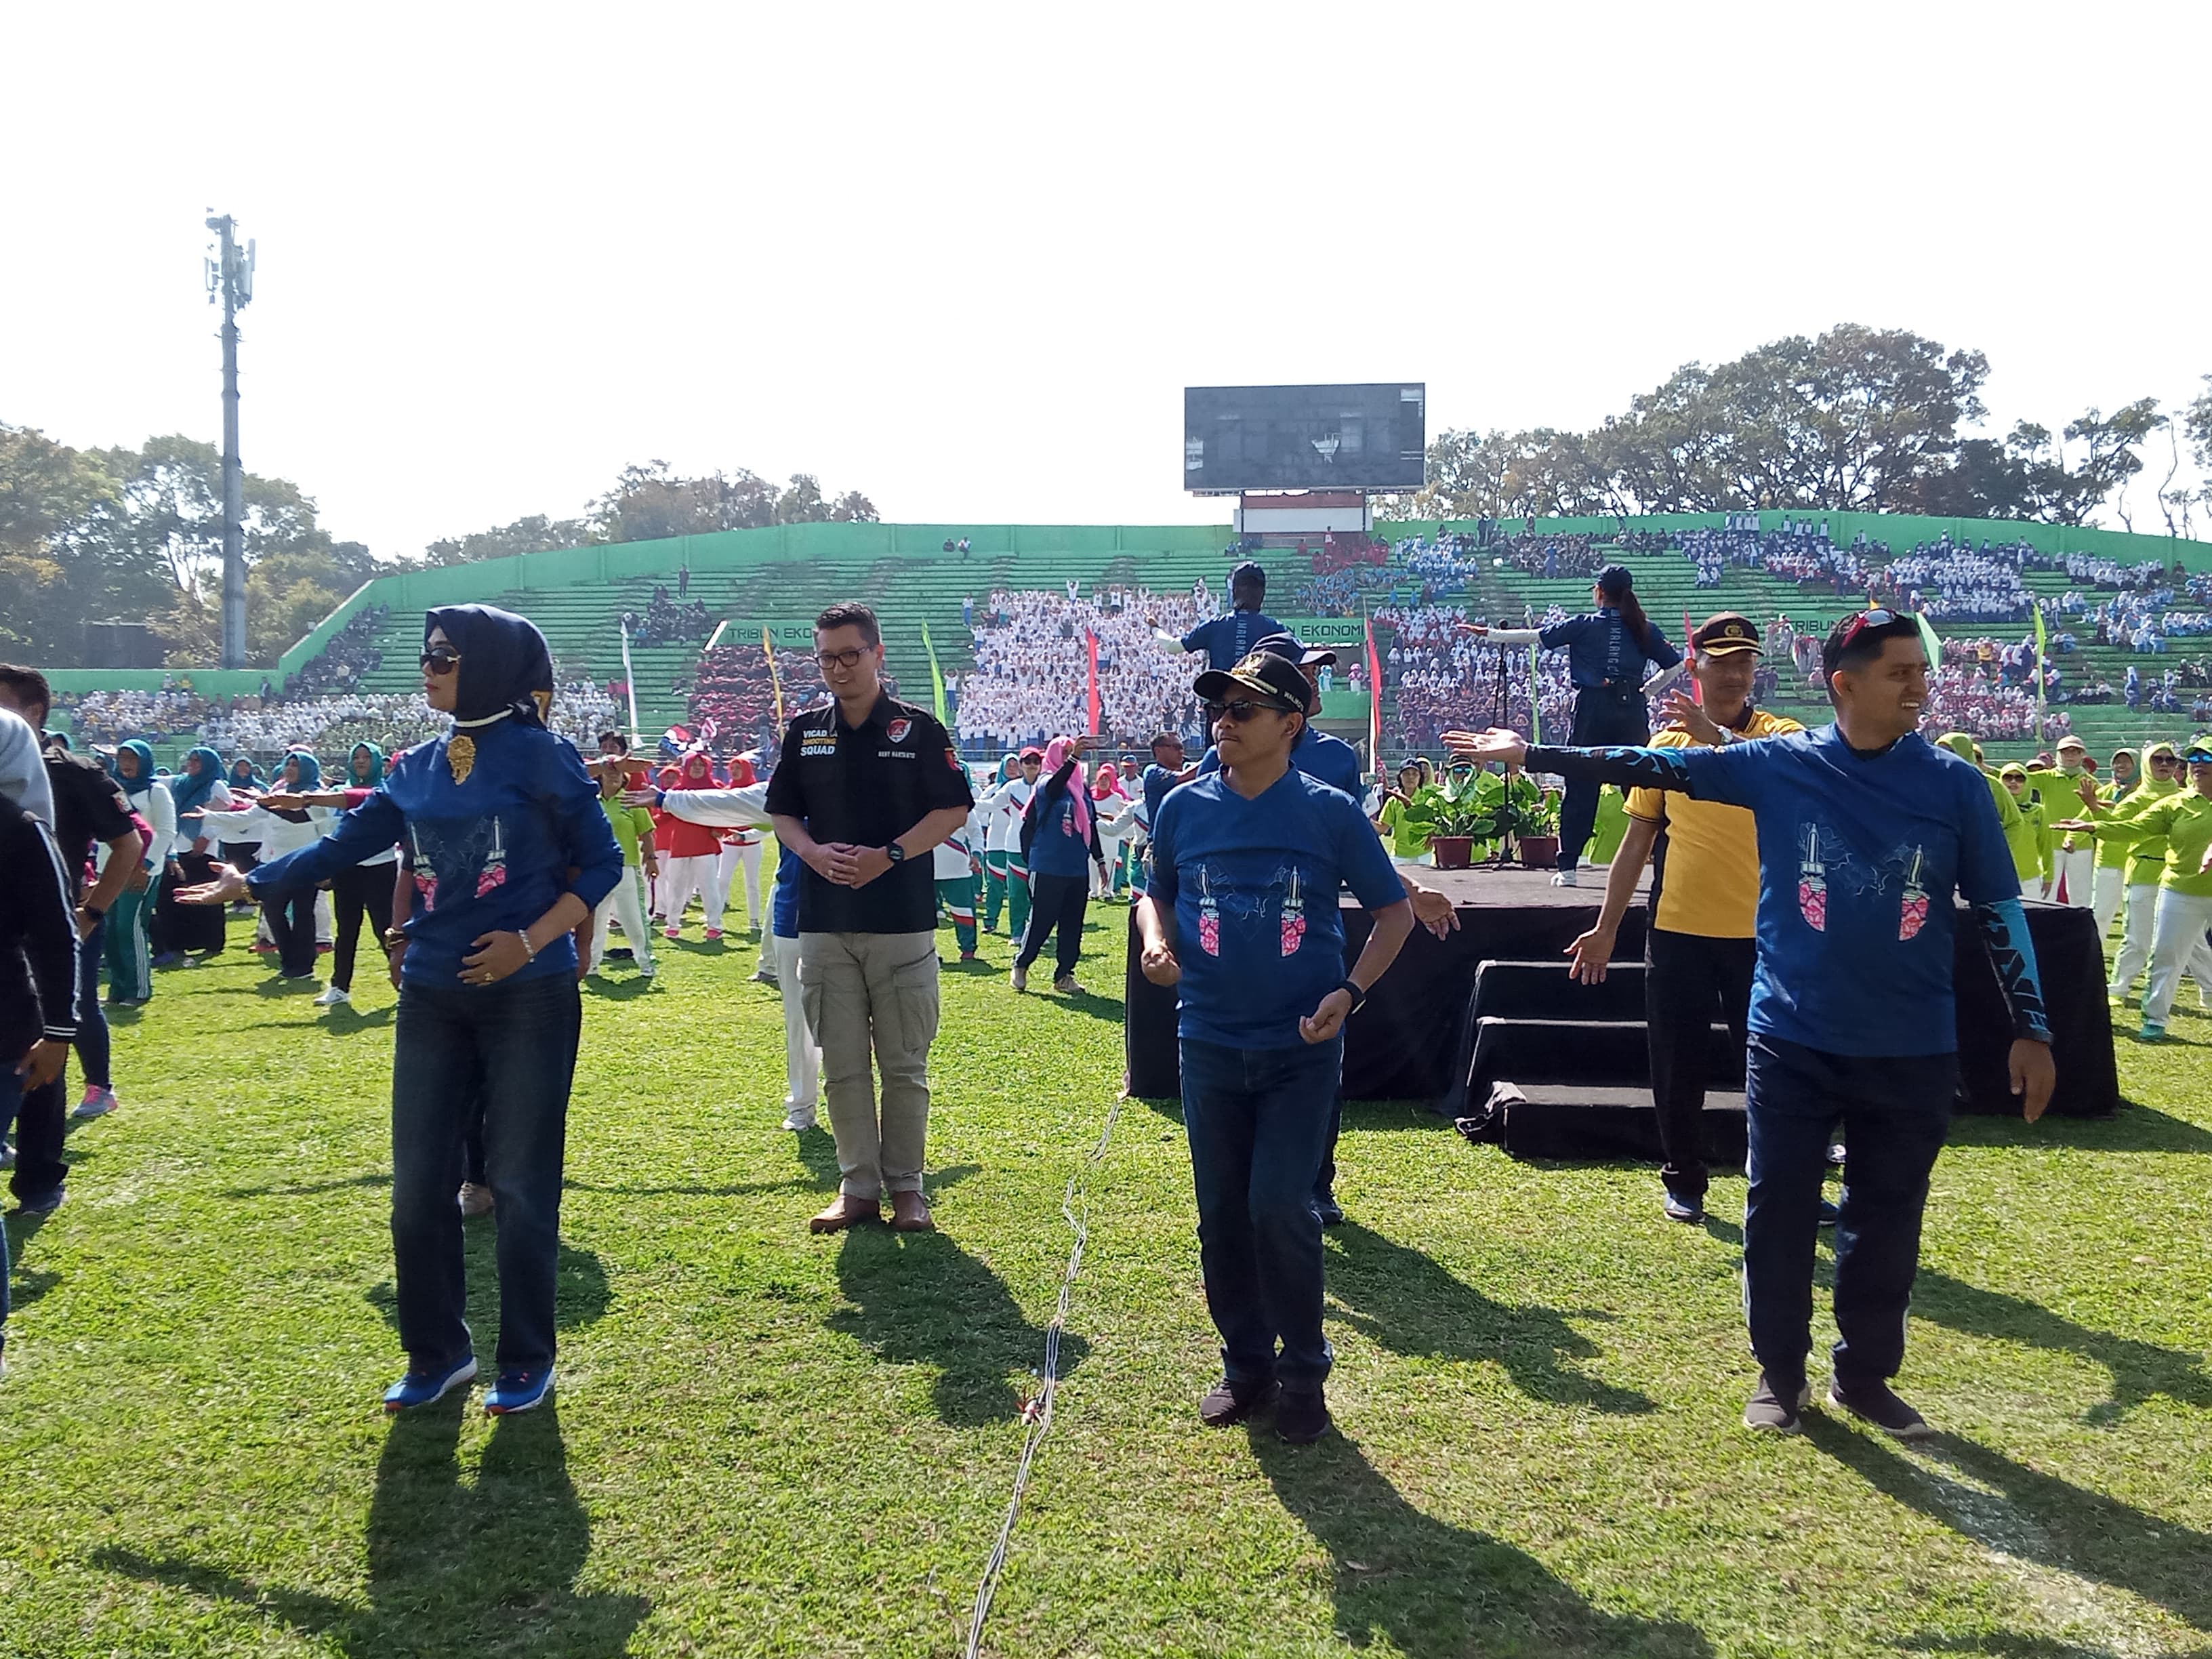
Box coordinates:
[1027,777,1095,879]
[1666,726,2020,1056]
[1141,762,1183,821]
[1148,769,1406,1050]
[1182,609,1284,670]
[1195,725,1363,800]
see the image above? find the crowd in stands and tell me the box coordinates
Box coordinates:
[623,586,712,647]
[1296,565,1398,617]
[956,583,1214,749]
[283,606,388,697]
[1374,602,1577,750]
[688,644,825,758]
[1305,532,1387,575]
[59,686,220,745]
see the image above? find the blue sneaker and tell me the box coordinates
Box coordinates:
[1662,1189,1704,1223]
[2139,1021,2167,1042]
[383,1355,477,1413]
[1818,1198,1841,1228]
[14,1187,64,1218]
[484,1365,554,1415]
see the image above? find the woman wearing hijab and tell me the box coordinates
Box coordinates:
[654,751,727,939]
[1090,759,1134,901]
[218,756,266,882]
[152,745,233,963]
[207,751,340,983]
[103,740,174,1006]
[312,743,403,1008]
[1462,565,1681,886]
[1012,735,1106,993]
[181,605,622,1416]
[709,752,765,935]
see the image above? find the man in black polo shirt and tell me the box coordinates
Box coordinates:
[766,604,975,1235]
[0,665,142,1213]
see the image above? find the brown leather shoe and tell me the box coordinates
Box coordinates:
[808,1195,882,1234]
[889,1191,935,1233]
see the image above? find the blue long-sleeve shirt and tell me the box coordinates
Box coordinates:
[1536,608,1681,693]
[1524,725,2048,1056]
[247,720,622,987]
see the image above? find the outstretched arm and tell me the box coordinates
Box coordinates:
[1443,728,1698,794]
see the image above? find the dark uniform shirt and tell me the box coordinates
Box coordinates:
[764,693,974,934]
[45,740,136,903]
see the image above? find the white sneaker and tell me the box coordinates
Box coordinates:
[1550,870,1579,888]
[314,986,351,1008]
[781,1107,818,1132]
[74,1086,119,1118]
[1010,964,1029,992]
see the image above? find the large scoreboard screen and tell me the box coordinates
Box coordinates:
[1183,384,1427,493]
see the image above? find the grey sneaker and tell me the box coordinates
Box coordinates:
[1010,964,1028,993]
[1744,1372,1811,1433]
[1828,1376,1933,1440]
[1052,974,1078,994]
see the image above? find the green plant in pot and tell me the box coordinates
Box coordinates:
[1509,777,1561,868]
[1405,766,1507,869]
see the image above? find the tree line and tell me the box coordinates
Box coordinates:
[1390,324,2212,537]
[0,439,880,667]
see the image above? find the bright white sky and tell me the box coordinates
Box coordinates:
[7,1,2208,559]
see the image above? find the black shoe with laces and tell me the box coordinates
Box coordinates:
[1828,1375,1933,1439]
[1275,1386,1332,1445]
[1197,1376,1279,1428]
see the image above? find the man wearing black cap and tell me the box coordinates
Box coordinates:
[1561,614,1803,1224]
[1139,648,1414,1444]
[1445,610,2055,1439]
[1159,562,1282,671]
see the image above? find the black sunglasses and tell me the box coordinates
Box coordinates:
[419,648,462,674]
[1206,698,1293,724]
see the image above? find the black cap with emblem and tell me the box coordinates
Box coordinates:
[1692,613,1764,657]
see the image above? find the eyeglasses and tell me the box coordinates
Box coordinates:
[419,648,462,675]
[1206,698,1292,724]
[817,647,869,670]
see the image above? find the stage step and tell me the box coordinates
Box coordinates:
[1496,1084,1750,1163]
[1471,958,1645,1022]
[1469,1016,1746,1091]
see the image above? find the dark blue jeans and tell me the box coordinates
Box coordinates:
[4,920,93,1206]
[389,972,581,1372]
[74,914,109,1089]
[1180,1035,1343,1389]
[1744,1035,1957,1393]
[263,892,317,979]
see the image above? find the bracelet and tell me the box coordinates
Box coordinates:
[1334,977,1368,1014]
[517,930,537,963]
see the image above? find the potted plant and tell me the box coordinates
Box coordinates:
[1406,767,1506,869]
[1509,779,1561,869]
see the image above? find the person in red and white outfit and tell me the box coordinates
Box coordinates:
[654,753,727,937]
[710,752,766,935]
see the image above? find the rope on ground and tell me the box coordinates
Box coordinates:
[962,1089,1123,1659]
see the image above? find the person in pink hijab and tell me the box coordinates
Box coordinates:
[1090,758,1134,900]
[1012,736,1105,991]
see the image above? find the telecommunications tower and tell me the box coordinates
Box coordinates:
[204,213,255,668]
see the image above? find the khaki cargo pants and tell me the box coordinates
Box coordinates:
[797,931,941,1198]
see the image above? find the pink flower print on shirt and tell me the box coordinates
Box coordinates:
[1197,868,1221,958]
[474,817,508,899]
[1797,823,1828,933]
[1898,846,1929,941]
[1280,867,1307,957]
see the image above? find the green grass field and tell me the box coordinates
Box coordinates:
[2,893,2209,1659]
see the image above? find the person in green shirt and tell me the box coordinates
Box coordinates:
[2089,746,2152,933]
[2091,743,2185,1008]
[2060,737,2212,1038]
[1936,731,2026,846]
[1996,764,2052,893]
[588,763,659,977]
[2018,735,2100,908]
[1374,762,1435,863]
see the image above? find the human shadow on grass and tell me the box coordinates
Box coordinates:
[95,1405,649,1657]
[827,1225,1086,1425]
[567,1158,981,1206]
[1326,1221,1654,1415]
[2,1209,57,1309]
[1810,1422,2212,1640]
[1891,1634,2212,1658]
[220,1170,390,1200]
[1256,1433,1711,1658]
[1944,1099,2212,1155]
[365,1229,611,1351]
[1909,1267,2212,1426]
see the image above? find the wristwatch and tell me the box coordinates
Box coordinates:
[885,842,905,864]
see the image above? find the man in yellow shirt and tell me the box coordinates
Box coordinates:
[1565,614,1803,1223]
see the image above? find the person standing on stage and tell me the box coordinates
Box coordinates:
[1460,565,1680,886]
[1447,609,2055,1439]
[1561,614,1803,1225]
[764,602,975,1235]
[180,605,623,1417]
[0,670,142,1193]
[1159,561,1283,670]
[1139,648,1414,1445]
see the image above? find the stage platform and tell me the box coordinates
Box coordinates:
[1123,867,2121,1136]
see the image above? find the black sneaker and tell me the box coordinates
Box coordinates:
[1275,1386,1332,1445]
[1828,1376,1933,1440]
[1313,1192,1346,1227]
[1743,1372,1811,1433]
[1197,1376,1279,1428]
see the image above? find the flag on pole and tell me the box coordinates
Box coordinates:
[1085,630,1101,735]
[1364,608,1382,769]
[921,621,947,725]
[2030,603,2049,736]
[762,626,784,726]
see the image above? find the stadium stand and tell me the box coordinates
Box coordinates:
[37,515,2212,769]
